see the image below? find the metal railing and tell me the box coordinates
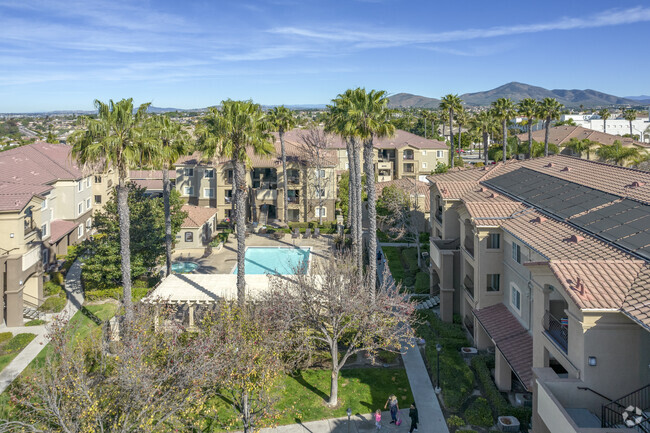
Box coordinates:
[464,315,475,335]
[464,236,474,256]
[403,153,414,160]
[602,384,650,431]
[288,196,300,204]
[463,275,474,299]
[403,164,415,173]
[435,212,442,223]
[543,311,568,353]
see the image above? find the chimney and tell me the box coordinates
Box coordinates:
[575,277,585,295]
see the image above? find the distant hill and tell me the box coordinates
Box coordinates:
[388,82,645,109]
[624,95,650,104]
[388,93,441,108]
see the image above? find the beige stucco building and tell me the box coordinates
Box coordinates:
[176,205,217,250]
[427,155,650,432]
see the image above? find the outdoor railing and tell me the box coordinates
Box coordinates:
[602,384,650,431]
[464,236,474,256]
[543,311,568,353]
[288,197,300,204]
[463,275,474,299]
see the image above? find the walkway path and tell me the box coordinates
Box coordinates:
[259,411,411,433]
[379,242,425,247]
[0,260,84,394]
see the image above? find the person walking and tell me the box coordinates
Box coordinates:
[384,395,400,424]
[375,409,382,430]
[408,403,419,432]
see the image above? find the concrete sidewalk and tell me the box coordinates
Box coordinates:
[0,260,85,394]
[260,411,412,433]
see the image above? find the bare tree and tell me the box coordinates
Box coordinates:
[298,129,333,225]
[265,254,415,407]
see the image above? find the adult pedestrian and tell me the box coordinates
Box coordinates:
[408,403,418,432]
[384,395,400,424]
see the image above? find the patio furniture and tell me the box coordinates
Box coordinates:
[259,226,267,235]
[292,228,300,239]
[303,228,311,238]
[312,227,320,238]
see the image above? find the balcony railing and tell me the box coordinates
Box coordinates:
[543,311,568,353]
[288,196,300,204]
[24,219,36,236]
[602,384,650,430]
[403,164,415,173]
[403,153,414,160]
[287,177,300,185]
[464,315,475,336]
[435,212,442,223]
[464,236,474,256]
[463,275,474,298]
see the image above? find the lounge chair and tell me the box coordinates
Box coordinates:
[259,227,267,235]
[303,228,311,238]
[312,227,320,238]
[292,228,300,239]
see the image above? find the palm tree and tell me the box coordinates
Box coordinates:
[146,115,190,277]
[455,107,467,153]
[623,109,637,137]
[470,110,499,165]
[439,109,449,140]
[70,98,150,322]
[267,106,296,225]
[596,140,641,166]
[537,97,564,157]
[197,100,274,304]
[517,98,538,159]
[565,138,599,160]
[440,94,462,168]
[598,108,610,133]
[491,98,516,163]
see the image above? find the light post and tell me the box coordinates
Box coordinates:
[347,407,352,433]
[435,343,442,394]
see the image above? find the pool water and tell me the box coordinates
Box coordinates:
[171,261,200,273]
[232,247,310,275]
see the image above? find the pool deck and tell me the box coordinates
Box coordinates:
[172,232,333,274]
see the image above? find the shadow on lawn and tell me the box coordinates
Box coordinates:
[291,370,329,402]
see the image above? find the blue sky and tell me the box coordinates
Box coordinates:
[1,0,649,112]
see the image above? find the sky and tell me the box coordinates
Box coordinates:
[1,0,649,112]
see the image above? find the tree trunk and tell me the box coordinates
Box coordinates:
[630,121,633,137]
[364,140,377,298]
[242,392,250,433]
[235,159,247,305]
[352,142,363,277]
[502,118,507,162]
[117,173,133,322]
[449,109,455,168]
[483,131,489,165]
[458,124,462,154]
[528,120,533,159]
[231,162,237,222]
[280,128,289,223]
[346,140,356,235]
[329,369,339,407]
[544,118,550,157]
[163,165,172,277]
[317,167,324,225]
[603,119,606,134]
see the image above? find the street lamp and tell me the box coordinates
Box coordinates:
[435,343,442,394]
[347,407,352,433]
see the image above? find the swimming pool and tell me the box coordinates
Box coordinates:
[171,261,200,273]
[232,247,311,275]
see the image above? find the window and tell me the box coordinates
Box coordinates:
[95,195,102,204]
[315,169,325,178]
[345,162,349,169]
[487,233,500,249]
[78,181,83,192]
[41,223,47,237]
[437,150,444,158]
[225,189,233,203]
[183,186,194,196]
[512,242,521,263]
[86,198,91,210]
[78,202,83,215]
[204,188,215,198]
[183,168,194,177]
[421,150,427,156]
[511,284,522,312]
[41,198,47,210]
[422,162,428,169]
[315,187,326,198]
[487,274,500,292]
[184,232,193,242]
[77,224,84,237]
[42,249,49,265]
[315,207,327,218]
[204,169,214,178]
[95,175,102,183]
[86,218,92,229]
[86,177,91,187]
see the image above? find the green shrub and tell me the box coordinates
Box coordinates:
[24,319,46,327]
[2,333,35,354]
[133,279,149,288]
[382,247,404,283]
[0,333,12,345]
[132,286,149,302]
[465,397,494,427]
[446,415,465,428]
[38,294,66,313]
[403,276,415,287]
[401,248,419,270]
[62,245,80,272]
[85,287,122,301]
[377,350,399,364]
[44,280,62,297]
[419,232,430,243]
[50,271,65,285]
[414,272,429,294]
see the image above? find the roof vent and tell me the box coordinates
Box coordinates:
[532,216,547,224]
[561,166,572,172]
[629,181,646,188]
[478,187,487,193]
[489,192,499,198]
[575,277,585,295]
[440,187,448,194]
[545,163,555,168]
[567,234,585,243]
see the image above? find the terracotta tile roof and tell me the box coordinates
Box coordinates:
[0,181,52,212]
[473,303,533,391]
[464,201,529,227]
[516,125,650,148]
[181,205,217,228]
[49,219,78,243]
[133,179,164,191]
[377,178,430,212]
[129,169,176,180]
[622,266,650,331]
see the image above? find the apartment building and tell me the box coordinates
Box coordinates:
[312,129,449,182]
[0,142,97,325]
[174,131,338,224]
[560,113,650,143]
[428,155,650,432]
[130,169,176,198]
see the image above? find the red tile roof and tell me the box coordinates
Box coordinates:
[181,205,217,228]
[622,267,650,331]
[516,125,650,148]
[49,219,78,243]
[473,303,533,391]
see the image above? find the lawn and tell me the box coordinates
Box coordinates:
[383,246,429,294]
[0,333,36,373]
[206,367,413,429]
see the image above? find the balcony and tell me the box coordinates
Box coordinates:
[463,274,474,299]
[430,237,459,269]
[255,189,277,201]
[543,311,568,353]
[288,196,300,204]
[24,218,36,236]
[464,236,474,256]
[403,164,415,173]
[403,151,414,160]
[287,177,300,185]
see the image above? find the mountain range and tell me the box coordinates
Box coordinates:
[388,82,650,109]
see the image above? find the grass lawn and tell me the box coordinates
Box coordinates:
[382,247,405,284]
[0,333,36,373]
[208,367,413,429]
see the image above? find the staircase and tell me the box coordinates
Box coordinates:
[23,305,44,321]
[601,384,650,432]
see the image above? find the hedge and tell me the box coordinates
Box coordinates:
[465,397,494,428]
[2,333,36,354]
[44,281,62,297]
[50,271,65,285]
[85,286,150,302]
[38,294,66,313]
[25,319,46,327]
[414,272,429,294]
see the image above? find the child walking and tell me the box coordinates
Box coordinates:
[375,409,382,430]
[408,403,419,432]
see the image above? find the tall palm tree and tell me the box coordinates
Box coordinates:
[491,98,516,162]
[565,138,599,160]
[517,98,538,159]
[70,98,150,322]
[470,110,499,165]
[623,109,637,137]
[598,108,610,133]
[596,140,641,166]
[267,106,296,224]
[439,109,449,140]
[537,98,564,157]
[197,100,274,304]
[439,94,462,168]
[455,107,467,154]
[146,115,191,277]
